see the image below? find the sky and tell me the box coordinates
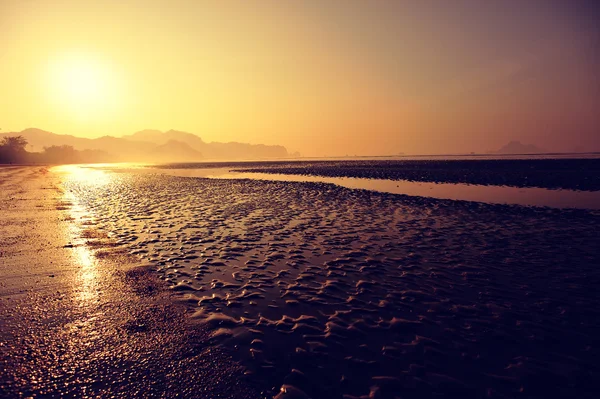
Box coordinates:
[1,0,599,156]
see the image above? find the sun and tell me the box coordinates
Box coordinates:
[60,61,104,104]
[45,53,120,120]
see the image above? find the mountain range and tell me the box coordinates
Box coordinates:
[0,128,292,162]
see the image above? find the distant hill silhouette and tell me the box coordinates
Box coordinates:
[0,128,290,162]
[149,140,204,163]
[493,141,545,154]
[124,129,288,160]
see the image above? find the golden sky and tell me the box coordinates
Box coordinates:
[1,0,599,155]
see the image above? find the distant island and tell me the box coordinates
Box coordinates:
[0,128,295,164]
[492,141,545,154]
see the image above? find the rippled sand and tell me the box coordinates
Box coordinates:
[0,167,258,398]
[60,169,600,399]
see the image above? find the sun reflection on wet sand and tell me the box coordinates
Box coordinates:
[72,244,99,304]
[52,165,112,305]
[53,164,113,186]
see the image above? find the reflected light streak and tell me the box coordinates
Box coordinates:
[73,244,99,304]
[54,165,112,305]
[52,164,112,186]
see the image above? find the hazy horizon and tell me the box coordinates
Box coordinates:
[5,126,599,158]
[1,1,599,156]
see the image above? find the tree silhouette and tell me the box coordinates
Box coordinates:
[0,135,29,163]
[42,145,79,163]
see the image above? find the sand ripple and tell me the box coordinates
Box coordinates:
[65,173,600,398]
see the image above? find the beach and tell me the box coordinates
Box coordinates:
[0,166,258,398]
[1,163,599,398]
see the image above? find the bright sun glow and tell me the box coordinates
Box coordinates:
[45,53,121,121]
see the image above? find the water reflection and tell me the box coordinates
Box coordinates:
[52,165,111,305]
[148,167,600,210]
[56,164,600,209]
[73,245,99,304]
[53,164,112,186]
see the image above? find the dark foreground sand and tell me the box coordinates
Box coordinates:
[2,165,600,398]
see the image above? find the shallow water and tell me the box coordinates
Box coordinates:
[55,164,600,398]
[129,166,600,210]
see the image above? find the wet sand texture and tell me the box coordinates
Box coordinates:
[62,171,600,399]
[0,167,259,398]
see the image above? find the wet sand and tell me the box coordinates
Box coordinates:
[2,164,600,398]
[0,166,258,398]
[53,165,600,398]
